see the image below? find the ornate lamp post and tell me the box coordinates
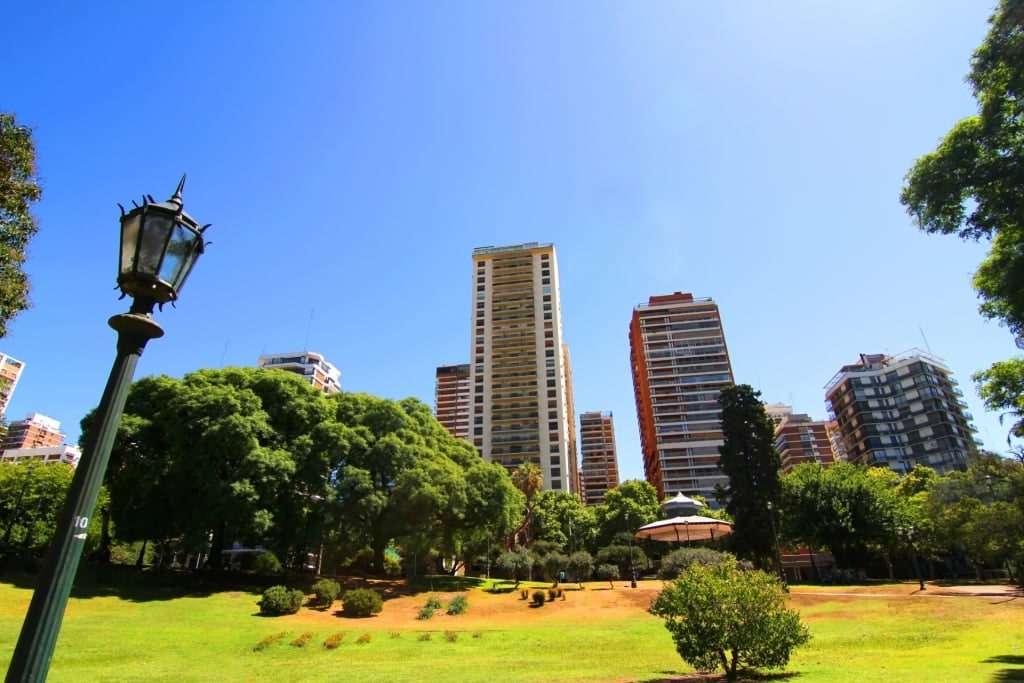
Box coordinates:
[625,512,637,588]
[898,526,926,591]
[766,501,787,589]
[6,177,207,683]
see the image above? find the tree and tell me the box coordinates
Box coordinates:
[507,462,543,547]
[495,546,535,586]
[593,479,660,549]
[0,113,42,338]
[717,385,782,568]
[780,463,902,571]
[0,462,79,556]
[900,1,1024,441]
[567,550,594,586]
[651,558,810,682]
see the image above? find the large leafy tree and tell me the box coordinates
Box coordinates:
[0,461,79,555]
[593,479,660,550]
[716,385,782,568]
[780,462,902,571]
[0,113,42,338]
[900,0,1024,440]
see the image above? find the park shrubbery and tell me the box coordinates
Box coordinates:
[651,558,810,682]
[657,548,734,580]
[311,578,341,608]
[342,588,383,617]
[258,585,305,616]
[447,594,469,615]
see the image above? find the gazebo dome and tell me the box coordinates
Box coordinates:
[660,492,704,518]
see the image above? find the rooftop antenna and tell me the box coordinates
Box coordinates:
[918,325,933,354]
[220,338,230,367]
[303,308,314,350]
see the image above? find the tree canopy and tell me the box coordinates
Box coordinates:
[86,367,522,573]
[900,0,1024,443]
[0,113,42,338]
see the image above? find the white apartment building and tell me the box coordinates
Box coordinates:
[257,351,342,394]
[470,242,578,493]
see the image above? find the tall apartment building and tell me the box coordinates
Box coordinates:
[435,363,471,440]
[2,413,64,450]
[0,353,25,418]
[630,292,735,501]
[773,411,837,473]
[0,445,81,467]
[825,350,979,475]
[470,242,577,493]
[257,351,342,394]
[579,411,619,505]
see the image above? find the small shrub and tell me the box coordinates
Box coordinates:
[290,631,315,647]
[447,594,469,615]
[658,548,733,581]
[312,578,341,608]
[323,633,346,649]
[418,632,432,641]
[520,589,529,600]
[472,631,483,639]
[253,631,288,652]
[258,585,305,616]
[342,588,383,617]
[417,605,436,620]
[252,551,283,574]
[445,630,458,643]
[547,588,558,601]
[531,590,547,607]
[424,595,443,610]
[390,631,401,639]
[356,633,372,644]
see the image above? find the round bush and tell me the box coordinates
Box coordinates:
[252,551,283,574]
[658,548,732,581]
[342,588,383,617]
[258,585,305,616]
[312,578,341,608]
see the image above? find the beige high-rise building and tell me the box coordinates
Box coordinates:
[434,363,470,440]
[629,292,735,501]
[470,242,577,493]
[579,411,619,505]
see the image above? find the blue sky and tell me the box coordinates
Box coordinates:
[2,1,1014,482]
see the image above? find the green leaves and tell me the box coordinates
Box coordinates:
[0,113,42,338]
[651,558,810,680]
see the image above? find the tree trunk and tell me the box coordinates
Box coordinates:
[135,540,147,568]
[208,521,226,571]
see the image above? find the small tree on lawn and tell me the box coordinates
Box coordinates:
[568,550,593,587]
[495,546,535,587]
[650,557,810,682]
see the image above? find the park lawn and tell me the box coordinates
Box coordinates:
[1,574,1023,682]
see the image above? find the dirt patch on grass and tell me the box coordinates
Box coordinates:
[286,580,663,630]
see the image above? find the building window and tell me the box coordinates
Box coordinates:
[549,422,558,430]
[547,380,556,387]
[474,427,483,436]
[548,411,557,419]
[546,349,554,357]
[548,390,556,398]
[477,285,485,292]
[542,280,550,287]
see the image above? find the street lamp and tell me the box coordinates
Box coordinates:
[6,177,207,683]
[898,526,926,591]
[766,501,787,589]
[625,512,636,588]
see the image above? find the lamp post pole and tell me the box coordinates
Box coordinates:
[625,512,636,588]
[6,178,206,683]
[767,501,787,589]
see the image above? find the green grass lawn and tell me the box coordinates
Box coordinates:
[1,571,1022,682]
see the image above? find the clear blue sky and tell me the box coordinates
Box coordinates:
[2,1,1014,482]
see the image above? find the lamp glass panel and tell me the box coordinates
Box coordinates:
[137,213,174,276]
[119,214,142,276]
[159,224,199,290]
